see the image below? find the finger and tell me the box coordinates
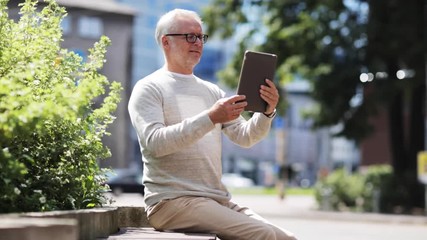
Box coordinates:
[265,79,277,89]
[234,107,245,114]
[226,95,246,104]
[260,93,273,104]
[260,88,279,100]
[235,100,247,108]
[233,108,244,118]
[260,89,279,107]
[261,83,278,94]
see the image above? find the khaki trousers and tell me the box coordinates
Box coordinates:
[146,196,297,240]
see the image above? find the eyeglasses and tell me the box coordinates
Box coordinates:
[165,33,209,44]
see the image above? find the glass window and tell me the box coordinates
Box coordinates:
[147,15,158,29]
[77,16,103,38]
[61,14,72,35]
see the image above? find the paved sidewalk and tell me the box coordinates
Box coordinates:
[231,194,427,225]
[107,193,427,225]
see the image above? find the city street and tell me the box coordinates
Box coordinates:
[105,193,427,240]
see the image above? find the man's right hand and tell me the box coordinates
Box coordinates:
[208,95,247,124]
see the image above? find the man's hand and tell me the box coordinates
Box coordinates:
[208,95,247,124]
[260,79,279,115]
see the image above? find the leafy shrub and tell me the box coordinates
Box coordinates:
[375,168,424,214]
[0,0,121,213]
[314,165,421,213]
[315,168,364,211]
[361,164,392,212]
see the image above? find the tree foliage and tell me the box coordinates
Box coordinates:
[203,0,369,135]
[203,0,425,210]
[0,0,121,213]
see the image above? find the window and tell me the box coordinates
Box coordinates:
[61,15,72,35]
[77,16,103,38]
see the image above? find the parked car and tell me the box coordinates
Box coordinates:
[105,169,144,196]
[221,173,254,188]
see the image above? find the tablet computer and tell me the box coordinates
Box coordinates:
[236,50,278,112]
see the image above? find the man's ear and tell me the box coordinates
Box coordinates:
[161,36,169,48]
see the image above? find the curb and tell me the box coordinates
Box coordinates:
[280,210,427,225]
[116,206,150,227]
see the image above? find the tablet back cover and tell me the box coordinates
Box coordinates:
[237,50,277,112]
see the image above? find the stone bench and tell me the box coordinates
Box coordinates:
[99,227,217,239]
[108,206,217,239]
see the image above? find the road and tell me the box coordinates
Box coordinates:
[105,193,427,240]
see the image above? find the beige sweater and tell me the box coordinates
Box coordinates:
[128,68,273,207]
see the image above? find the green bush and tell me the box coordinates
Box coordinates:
[314,165,407,213]
[375,168,424,214]
[0,0,121,213]
[315,168,365,211]
[361,164,392,212]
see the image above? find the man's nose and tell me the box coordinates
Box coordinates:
[194,37,203,45]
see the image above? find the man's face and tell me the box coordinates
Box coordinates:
[164,18,204,73]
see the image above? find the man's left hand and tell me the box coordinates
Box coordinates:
[260,79,279,115]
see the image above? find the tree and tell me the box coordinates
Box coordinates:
[0,0,121,213]
[203,0,425,211]
[364,0,425,209]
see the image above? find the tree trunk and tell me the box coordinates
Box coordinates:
[388,89,406,176]
[409,81,425,172]
[408,71,426,208]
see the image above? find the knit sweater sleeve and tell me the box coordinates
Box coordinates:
[222,112,274,148]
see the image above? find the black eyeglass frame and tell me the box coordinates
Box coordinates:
[165,33,209,44]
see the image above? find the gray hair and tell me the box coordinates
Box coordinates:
[155,9,203,46]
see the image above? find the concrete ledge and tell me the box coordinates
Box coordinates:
[117,206,150,227]
[21,207,119,240]
[291,210,427,225]
[1,206,219,239]
[0,217,78,240]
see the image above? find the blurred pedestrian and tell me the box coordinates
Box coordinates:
[276,164,289,200]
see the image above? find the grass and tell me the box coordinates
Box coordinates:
[228,186,315,196]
